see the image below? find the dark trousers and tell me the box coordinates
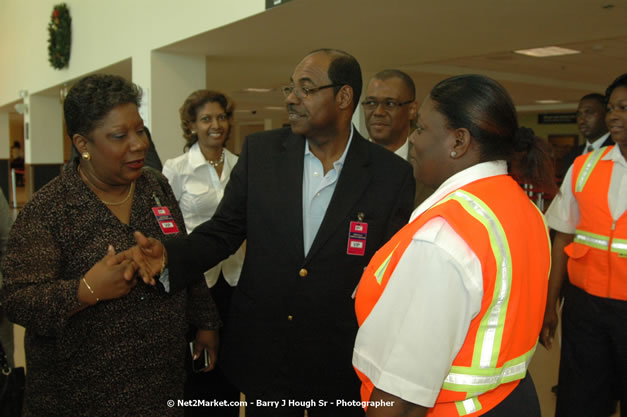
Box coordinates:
[482,373,540,417]
[556,284,627,417]
[184,276,240,417]
[244,361,363,417]
[245,397,363,417]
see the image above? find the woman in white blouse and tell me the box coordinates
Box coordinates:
[163,90,244,417]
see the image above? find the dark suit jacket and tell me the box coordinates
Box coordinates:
[166,127,415,400]
[559,134,613,179]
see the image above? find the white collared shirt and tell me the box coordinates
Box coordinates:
[581,132,611,155]
[394,138,409,161]
[546,145,627,233]
[163,143,244,287]
[302,125,354,255]
[353,161,509,407]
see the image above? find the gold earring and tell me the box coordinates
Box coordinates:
[81,152,91,161]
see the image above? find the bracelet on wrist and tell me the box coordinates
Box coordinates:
[82,277,100,303]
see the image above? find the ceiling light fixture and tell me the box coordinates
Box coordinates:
[514,46,581,57]
[535,99,563,104]
[265,106,285,110]
[244,88,272,93]
[14,103,28,114]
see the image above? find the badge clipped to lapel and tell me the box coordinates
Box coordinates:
[152,206,179,235]
[347,212,367,256]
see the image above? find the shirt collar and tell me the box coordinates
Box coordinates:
[304,124,354,171]
[410,160,508,221]
[188,142,210,169]
[603,144,627,167]
[588,132,611,149]
[394,138,409,160]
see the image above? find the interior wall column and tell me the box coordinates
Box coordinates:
[132,51,152,132]
[148,51,206,162]
[24,95,63,199]
[0,113,10,199]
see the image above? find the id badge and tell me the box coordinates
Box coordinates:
[152,207,180,235]
[347,221,368,256]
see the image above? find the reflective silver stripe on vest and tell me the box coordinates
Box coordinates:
[443,345,536,392]
[611,239,627,255]
[458,398,481,416]
[574,230,609,250]
[435,188,544,395]
[374,243,399,285]
[445,356,528,387]
[575,148,605,193]
[452,191,511,369]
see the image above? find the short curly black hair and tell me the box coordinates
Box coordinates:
[605,73,627,101]
[308,49,362,111]
[372,69,416,100]
[64,74,142,139]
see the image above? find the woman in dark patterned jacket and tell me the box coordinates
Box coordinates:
[0,74,220,416]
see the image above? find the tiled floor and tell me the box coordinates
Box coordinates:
[8,184,27,220]
[529,341,560,417]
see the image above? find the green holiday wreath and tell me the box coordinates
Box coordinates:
[47,3,71,69]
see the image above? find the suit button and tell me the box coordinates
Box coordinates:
[299,268,308,277]
[287,315,293,321]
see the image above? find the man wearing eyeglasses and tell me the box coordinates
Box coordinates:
[362,70,433,207]
[122,49,414,417]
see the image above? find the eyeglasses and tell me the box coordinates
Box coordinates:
[361,99,414,111]
[281,84,341,99]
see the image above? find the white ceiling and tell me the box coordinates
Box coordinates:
[159,0,627,121]
[19,0,627,123]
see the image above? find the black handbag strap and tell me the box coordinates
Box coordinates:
[0,342,11,404]
[0,341,11,376]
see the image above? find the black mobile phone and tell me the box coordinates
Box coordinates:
[189,341,210,372]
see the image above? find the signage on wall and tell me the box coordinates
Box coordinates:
[538,113,577,124]
[266,0,294,9]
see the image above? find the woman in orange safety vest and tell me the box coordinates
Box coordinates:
[541,73,627,417]
[352,74,557,417]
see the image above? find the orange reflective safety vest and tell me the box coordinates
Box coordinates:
[354,174,551,416]
[566,146,627,300]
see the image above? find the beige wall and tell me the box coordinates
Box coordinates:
[518,113,581,145]
[26,95,64,164]
[0,114,9,160]
[0,0,264,107]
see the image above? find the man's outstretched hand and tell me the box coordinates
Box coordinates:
[114,231,166,286]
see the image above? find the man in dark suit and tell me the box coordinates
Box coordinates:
[559,93,612,179]
[362,69,433,207]
[126,49,415,417]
